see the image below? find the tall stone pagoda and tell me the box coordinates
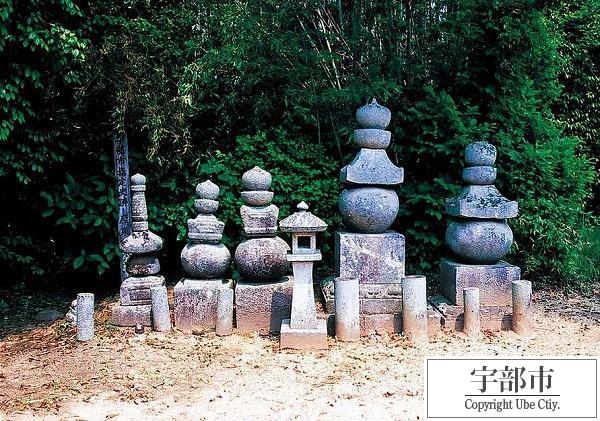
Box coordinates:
[111,174,165,326]
[332,100,406,334]
[433,141,520,331]
[174,180,232,332]
[234,166,292,334]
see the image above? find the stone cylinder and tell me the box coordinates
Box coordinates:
[216,288,234,336]
[463,287,480,337]
[334,277,360,342]
[150,286,171,332]
[512,280,533,336]
[76,293,94,341]
[402,275,428,342]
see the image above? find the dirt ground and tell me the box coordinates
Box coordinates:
[0,290,599,420]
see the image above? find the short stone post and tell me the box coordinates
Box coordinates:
[76,293,94,341]
[151,286,171,332]
[512,280,533,336]
[462,287,480,337]
[334,277,360,342]
[216,288,234,336]
[402,275,428,342]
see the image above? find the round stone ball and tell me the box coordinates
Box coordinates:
[462,166,497,185]
[240,190,274,206]
[131,173,146,186]
[181,243,231,279]
[339,187,399,234]
[234,237,289,282]
[445,219,513,264]
[196,180,219,200]
[242,166,272,191]
[353,129,391,149]
[356,99,392,129]
[465,141,497,166]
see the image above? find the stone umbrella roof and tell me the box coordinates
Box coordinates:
[279,202,327,233]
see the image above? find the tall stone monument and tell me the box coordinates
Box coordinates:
[333,99,406,334]
[234,166,292,334]
[173,180,232,332]
[433,141,520,331]
[111,174,165,326]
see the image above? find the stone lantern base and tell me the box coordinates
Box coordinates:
[280,318,328,350]
[173,279,233,332]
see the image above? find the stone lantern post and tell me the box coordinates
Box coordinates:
[279,202,328,350]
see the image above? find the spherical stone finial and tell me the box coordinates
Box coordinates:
[356,99,392,129]
[242,166,272,191]
[196,180,220,200]
[465,141,497,166]
[297,201,309,211]
[131,173,146,186]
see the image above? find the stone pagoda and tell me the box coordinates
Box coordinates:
[433,141,520,330]
[279,202,328,350]
[111,174,165,326]
[174,180,232,332]
[330,100,406,334]
[234,166,292,334]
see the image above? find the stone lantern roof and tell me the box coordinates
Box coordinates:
[279,202,327,233]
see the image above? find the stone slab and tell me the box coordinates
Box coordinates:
[173,279,232,332]
[429,295,512,331]
[335,231,405,285]
[440,259,520,306]
[322,280,403,314]
[446,185,518,219]
[359,307,441,336]
[235,276,293,335]
[340,149,404,186]
[111,304,151,327]
[280,318,328,350]
[120,275,165,306]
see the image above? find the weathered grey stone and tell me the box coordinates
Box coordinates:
[241,166,272,191]
[235,277,292,334]
[440,258,520,306]
[360,298,403,314]
[130,174,149,232]
[194,199,218,214]
[111,304,151,326]
[339,187,399,233]
[120,231,163,254]
[429,295,512,331]
[335,231,405,284]
[359,283,402,299]
[150,286,171,332]
[187,214,224,243]
[240,204,279,236]
[65,299,77,325]
[353,129,391,149]
[173,279,232,331]
[181,243,230,279]
[280,202,328,233]
[465,141,497,166]
[340,149,404,186]
[235,236,289,281]
[402,275,428,342]
[445,219,513,264]
[126,255,160,276]
[334,277,360,342]
[76,293,94,341]
[280,318,328,350]
[462,166,497,185]
[355,99,391,129]
[462,287,480,337]
[120,275,165,306]
[215,288,234,336]
[512,280,533,336]
[240,191,273,206]
[446,185,518,219]
[196,180,219,200]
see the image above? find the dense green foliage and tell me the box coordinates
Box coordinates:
[1,0,598,289]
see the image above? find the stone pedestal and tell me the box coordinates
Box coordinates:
[235,276,293,334]
[173,279,232,332]
[335,231,405,284]
[280,318,328,350]
[120,276,165,306]
[111,304,152,326]
[429,295,512,331]
[439,259,520,307]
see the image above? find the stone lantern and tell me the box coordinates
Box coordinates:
[279,202,328,350]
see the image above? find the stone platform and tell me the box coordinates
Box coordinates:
[120,275,165,306]
[429,295,512,331]
[439,259,520,306]
[280,318,328,350]
[335,231,405,284]
[235,276,293,334]
[173,279,233,332]
[321,279,402,314]
[111,304,152,326]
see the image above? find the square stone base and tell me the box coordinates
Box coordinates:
[429,295,512,331]
[335,231,405,284]
[235,276,293,335]
[173,279,232,332]
[111,304,152,326]
[120,275,165,306]
[321,279,403,314]
[280,319,328,350]
[440,259,520,306]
